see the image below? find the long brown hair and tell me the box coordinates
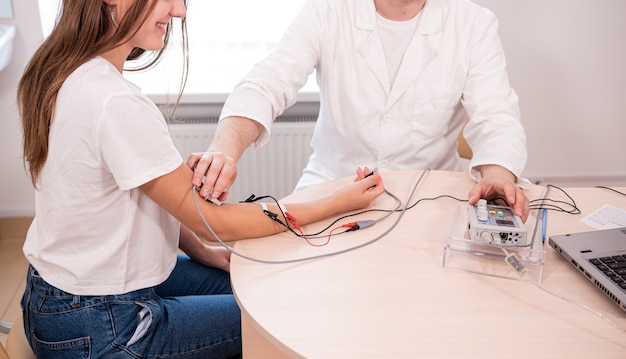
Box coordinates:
[17,0,189,187]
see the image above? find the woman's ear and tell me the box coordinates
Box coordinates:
[103,0,116,6]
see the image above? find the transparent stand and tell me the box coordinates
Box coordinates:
[442,204,546,283]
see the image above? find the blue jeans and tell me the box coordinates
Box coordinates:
[21,254,242,358]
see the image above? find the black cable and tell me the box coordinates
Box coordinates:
[528,184,581,215]
[239,188,404,238]
[404,194,467,209]
[238,189,471,240]
[593,186,626,196]
[191,169,430,264]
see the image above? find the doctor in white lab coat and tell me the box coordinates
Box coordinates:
[191,0,530,220]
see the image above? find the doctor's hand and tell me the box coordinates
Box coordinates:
[467,165,529,223]
[186,151,237,202]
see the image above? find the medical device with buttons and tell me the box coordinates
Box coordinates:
[468,199,528,247]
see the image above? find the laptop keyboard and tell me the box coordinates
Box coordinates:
[589,255,626,292]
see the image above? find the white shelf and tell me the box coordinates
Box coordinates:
[0,24,15,72]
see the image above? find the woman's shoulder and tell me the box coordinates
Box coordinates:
[66,57,140,95]
[60,57,145,106]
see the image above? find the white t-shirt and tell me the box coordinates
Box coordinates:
[23,57,183,296]
[376,12,420,87]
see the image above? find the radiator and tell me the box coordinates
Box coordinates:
[169,116,316,202]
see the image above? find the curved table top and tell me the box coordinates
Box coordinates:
[230,170,626,358]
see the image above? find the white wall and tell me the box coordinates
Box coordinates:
[0,0,41,216]
[474,0,626,182]
[1,1,626,216]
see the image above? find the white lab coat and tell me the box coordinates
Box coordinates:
[220,0,527,191]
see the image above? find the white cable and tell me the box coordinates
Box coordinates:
[504,255,626,334]
[537,281,626,333]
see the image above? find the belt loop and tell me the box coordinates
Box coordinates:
[26,265,34,288]
[71,295,81,308]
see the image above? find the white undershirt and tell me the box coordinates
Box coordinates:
[376,12,421,87]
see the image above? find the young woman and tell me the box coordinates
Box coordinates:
[17,0,385,357]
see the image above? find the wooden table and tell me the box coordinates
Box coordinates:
[230,170,626,358]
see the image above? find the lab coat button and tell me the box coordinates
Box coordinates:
[383,115,391,123]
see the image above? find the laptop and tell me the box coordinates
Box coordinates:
[548,227,626,312]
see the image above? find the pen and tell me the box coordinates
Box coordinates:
[364,169,377,178]
[541,208,548,245]
[364,169,378,189]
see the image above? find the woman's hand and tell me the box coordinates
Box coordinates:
[195,245,232,273]
[178,225,232,271]
[327,167,385,213]
[354,166,376,181]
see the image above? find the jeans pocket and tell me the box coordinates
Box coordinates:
[30,331,91,359]
[126,302,153,346]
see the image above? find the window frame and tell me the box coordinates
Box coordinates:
[38,0,318,105]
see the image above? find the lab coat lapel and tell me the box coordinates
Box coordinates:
[355,0,391,94]
[386,0,444,110]
[356,33,391,94]
[387,36,436,109]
